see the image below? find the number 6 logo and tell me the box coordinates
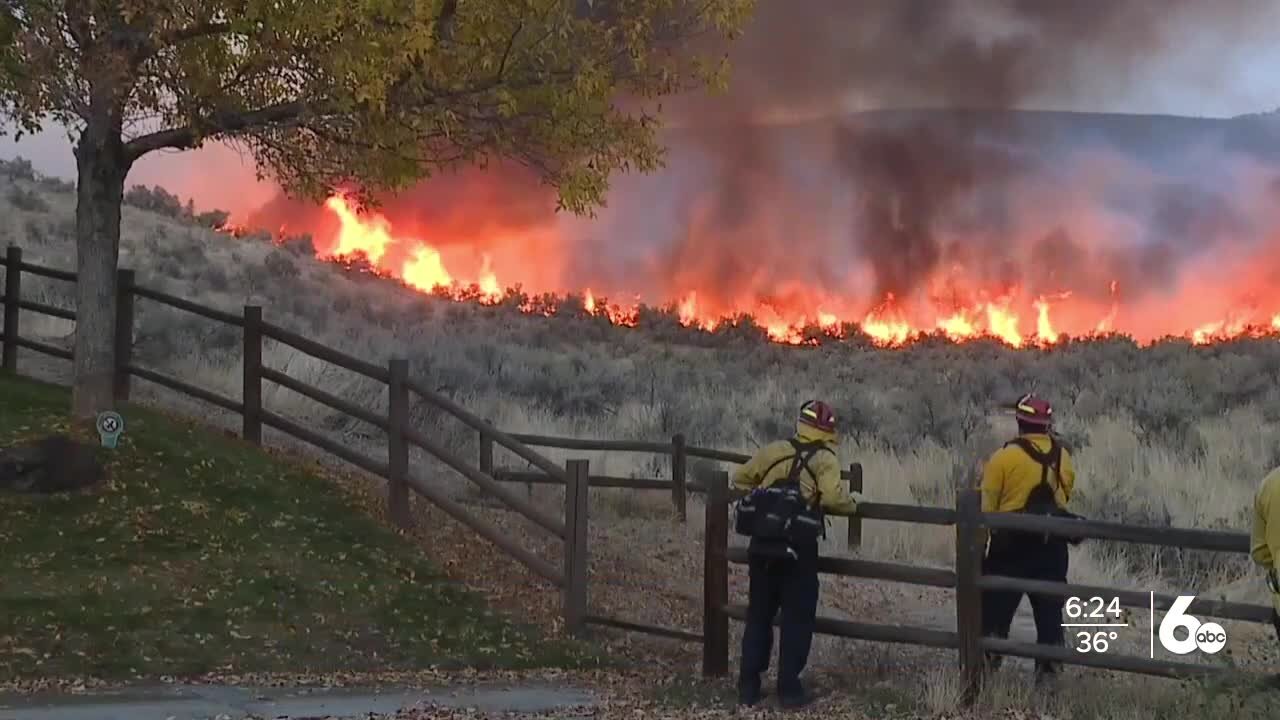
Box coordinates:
[1159,596,1226,654]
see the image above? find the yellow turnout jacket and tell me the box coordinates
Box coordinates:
[731,426,858,516]
[981,433,1076,514]
[1250,467,1280,614]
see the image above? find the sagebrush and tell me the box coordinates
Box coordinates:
[2,159,1278,713]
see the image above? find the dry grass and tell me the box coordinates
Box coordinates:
[3,170,1280,717]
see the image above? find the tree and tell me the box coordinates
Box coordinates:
[0,0,751,417]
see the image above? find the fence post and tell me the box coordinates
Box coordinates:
[702,470,730,677]
[955,487,985,702]
[112,268,135,403]
[387,357,412,529]
[2,246,21,373]
[671,433,688,522]
[241,305,263,444]
[563,459,590,636]
[847,462,863,550]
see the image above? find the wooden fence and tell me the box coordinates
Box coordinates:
[2,244,1275,697]
[0,246,593,632]
[708,482,1273,691]
[486,431,864,527]
[483,432,866,641]
[474,431,1275,688]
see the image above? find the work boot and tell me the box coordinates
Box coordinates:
[737,675,762,707]
[778,689,816,710]
[1034,660,1060,686]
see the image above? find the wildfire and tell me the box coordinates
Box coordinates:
[227,193,1280,350]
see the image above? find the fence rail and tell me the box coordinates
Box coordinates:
[486,433,867,533]
[2,243,1274,700]
[701,480,1272,693]
[0,245,588,635]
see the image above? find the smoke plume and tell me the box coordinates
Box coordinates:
[237,0,1280,343]
[652,0,1280,310]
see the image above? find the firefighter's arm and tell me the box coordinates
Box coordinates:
[979,452,1005,514]
[1253,478,1280,570]
[731,446,770,493]
[815,454,858,516]
[1060,450,1076,504]
[1264,499,1280,583]
[1251,494,1273,568]
[978,453,1005,546]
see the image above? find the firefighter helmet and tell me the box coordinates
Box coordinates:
[798,400,837,433]
[1014,393,1053,427]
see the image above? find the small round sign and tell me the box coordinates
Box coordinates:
[96,411,125,449]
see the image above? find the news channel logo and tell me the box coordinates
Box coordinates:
[1157,595,1227,655]
[1063,594,1227,656]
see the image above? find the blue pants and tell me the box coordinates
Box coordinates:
[738,544,819,698]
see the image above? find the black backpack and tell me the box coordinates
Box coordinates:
[734,439,832,549]
[1004,436,1085,544]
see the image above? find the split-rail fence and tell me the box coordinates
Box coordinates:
[2,244,1274,698]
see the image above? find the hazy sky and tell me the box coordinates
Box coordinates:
[3,3,1279,218]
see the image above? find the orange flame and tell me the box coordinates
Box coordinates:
[228,193,1280,350]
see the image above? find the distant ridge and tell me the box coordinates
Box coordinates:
[661,106,1280,165]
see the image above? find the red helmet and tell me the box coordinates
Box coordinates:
[1014,393,1053,427]
[798,400,837,433]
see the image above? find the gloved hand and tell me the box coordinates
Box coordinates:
[850,491,869,506]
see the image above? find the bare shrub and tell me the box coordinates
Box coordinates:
[8,185,49,213]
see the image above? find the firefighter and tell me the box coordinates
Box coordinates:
[1250,466,1280,647]
[979,393,1077,682]
[732,400,863,709]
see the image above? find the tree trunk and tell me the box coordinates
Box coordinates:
[71,124,131,419]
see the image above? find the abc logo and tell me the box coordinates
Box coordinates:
[1158,596,1227,655]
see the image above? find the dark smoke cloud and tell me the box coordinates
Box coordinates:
[235,0,1280,323]
[646,0,1280,305]
[698,0,1275,115]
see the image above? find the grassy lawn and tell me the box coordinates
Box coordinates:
[0,372,591,681]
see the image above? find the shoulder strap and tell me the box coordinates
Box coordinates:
[759,448,796,484]
[756,440,832,491]
[789,439,832,509]
[758,440,821,485]
[1007,436,1062,491]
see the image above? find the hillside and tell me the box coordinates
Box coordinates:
[671,107,1280,164]
[0,373,588,684]
[4,154,1280,717]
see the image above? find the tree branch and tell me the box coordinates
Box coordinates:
[123,100,310,159]
[63,0,93,48]
[497,22,523,80]
[163,20,234,46]
[435,0,458,41]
